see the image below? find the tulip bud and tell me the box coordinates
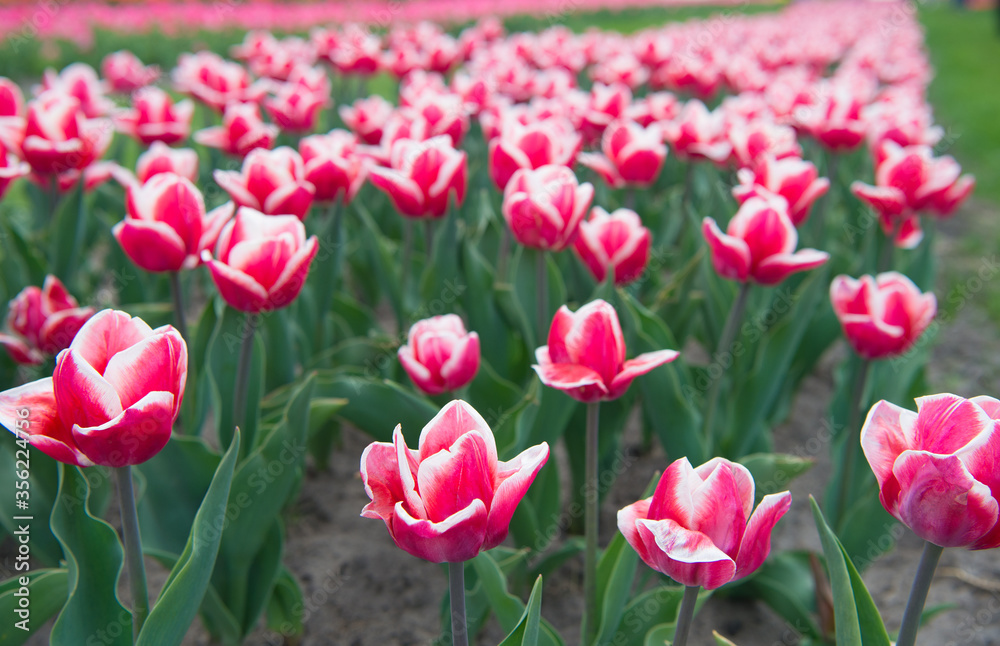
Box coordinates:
[502,165,593,252]
[398,315,480,396]
[573,207,651,286]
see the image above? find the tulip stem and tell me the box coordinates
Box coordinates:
[495,227,511,286]
[834,357,871,528]
[537,251,548,344]
[703,282,751,451]
[583,400,601,646]
[449,561,469,646]
[232,313,258,450]
[169,272,188,341]
[402,219,414,300]
[316,199,344,352]
[673,586,701,646]
[896,541,944,646]
[425,219,435,260]
[681,163,694,217]
[115,466,149,642]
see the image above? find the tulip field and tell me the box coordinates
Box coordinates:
[1,0,999,644]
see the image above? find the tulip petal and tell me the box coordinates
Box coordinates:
[398,344,442,395]
[702,217,751,282]
[532,362,607,394]
[205,259,269,313]
[733,491,791,580]
[617,497,653,563]
[438,332,480,392]
[0,334,44,365]
[71,310,153,374]
[418,400,497,465]
[636,517,736,589]
[52,349,123,428]
[753,249,829,285]
[0,377,92,466]
[607,349,679,399]
[417,431,495,523]
[390,498,488,563]
[361,435,409,525]
[485,442,550,549]
[72,390,175,467]
[860,399,914,499]
[911,393,994,455]
[103,331,186,411]
[267,236,318,310]
[113,219,188,273]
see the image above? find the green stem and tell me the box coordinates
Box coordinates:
[449,561,468,646]
[316,199,344,351]
[402,219,414,300]
[169,272,188,342]
[681,163,694,217]
[232,313,258,447]
[672,586,701,646]
[115,467,148,643]
[835,357,871,528]
[896,541,944,646]
[878,220,898,273]
[583,401,601,645]
[702,282,751,450]
[536,250,548,344]
[425,218,435,261]
[495,226,511,287]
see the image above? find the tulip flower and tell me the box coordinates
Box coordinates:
[502,165,593,252]
[202,206,318,313]
[299,130,366,204]
[0,78,24,152]
[39,63,114,118]
[580,82,631,142]
[0,309,186,467]
[487,116,580,190]
[573,207,651,286]
[702,196,829,286]
[830,272,936,360]
[113,173,233,273]
[0,139,29,200]
[133,142,199,184]
[619,456,791,588]
[172,51,268,112]
[263,83,328,134]
[398,315,480,396]
[360,399,550,563]
[101,50,160,93]
[795,81,869,153]
[662,100,732,165]
[213,146,316,220]
[339,95,394,145]
[194,103,278,158]
[330,24,383,76]
[115,86,194,146]
[19,90,112,178]
[368,136,467,219]
[0,275,94,365]
[578,119,667,188]
[727,119,801,170]
[732,155,829,226]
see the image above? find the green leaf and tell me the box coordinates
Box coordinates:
[354,201,405,329]
[809,496,891,646]
[498,576,544,646]
[136,429,241,646]
[593,529,639,646]
[0,438,63,565]
[0,569,68,644]
[50,464,131,646]
[713,631,739,645]
[738,453,814,502]
[265,567,305,638]
[727,550,820,640]
[49,181,85,285]
[472,551,564,646]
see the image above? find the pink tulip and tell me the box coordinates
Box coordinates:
[114,173,233,273]
[830,272,936,360]
[534,299,678,403]
[487,116,580,190]
[502,165,593,252]
[134,142,199,184]
[403,93,470,147]
[202,207,318,313]
[19,91,112,178]
[573,207,651,286]
[101,50,160,94]
[214,147,316,220]
[39,63,114,118]
[0,309,187,468]
[368,136,467,219]
[580,82,631,143]
[0,276,94,365]
[299,130,366,204]
[626,92,680,128]
[360,400,550,563]
[794,81,869,153]
[115,86,194,146]
[330,24,383,76]
[662,100,732,165]
[578,119,667,188]
[264,83,328,134]
[861,394,1000,549]
[618,457,791,589]
[727,119,801,170]
[702,196,828,285]
[339,95,394,145]
[0,140,29,200]
[194,103,278,158]
[398,315,480,396]
[172,51,268,112]
[0,78,24,152]
[732,155,829,226]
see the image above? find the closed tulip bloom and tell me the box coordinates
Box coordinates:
[580,82,631,143]
[573,207,651,286]
[702,196,829,285]
[368,136,467,219]
[172,51,268,112]
[214,146,315,220]
[662,100,732,165]
[503,165,593,252]
[360,400,549,563]
[101,50,160,94]
[264,83,328,134]
[134,142,199,184]
[194,102,277,158]
[0,275,94,365]
[299,130,366,204]
[727,119,801,170]
[488,116,580,190]
[39,63,114,118]
[202,207,318,313]
[114,173,233,273]
[398,315,480,396]
[339,95,394,145]
[618,457,791,589]
[115,86,194,146]
[534,299,678,403]
[0,309,187,468]
[578,119,667,188]
[861,394,1000,549]
[732,155,829,226]
[20,91,112,177]
[830,272,935,360]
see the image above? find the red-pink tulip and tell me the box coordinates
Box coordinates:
[0,309,187,467]
[580,82,631,143]
[502,165,593,252]
[134,142,199,184]
[727,119,801,170]
[0,276,94,365]
[330,24,383,76]
[101,50,160,93]
[194,103,278,158]
[172,51,268,112]
[39,63,114,118]
[578,119,667,188]
[702,196,828,285]
[264,83,327,134]
[626,92,680,128]
[618,457,791,589]
[732,155,829,226]
[662,100,732,165]
[114,173,232,273]
[794,81,869,153]
[202,207,318,313]
[0,78,24,152]
[360,400,549,563]
[573,207,651,286]
[19,91,112,178]
[214,146,315,220]
[830,272,935,360]
[398,315,480,396]
[487,116,580,190]
[299,130,366,204]
[115,86,194,146]
[861,394,1000,549]
[534,299,678,403]
[339,95,394,145]
[0,140,29,200]
[368,136,467,219]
